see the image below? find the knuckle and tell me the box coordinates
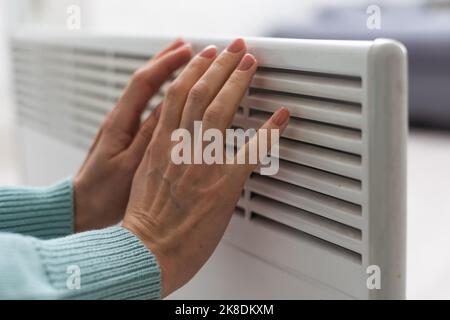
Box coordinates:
[118,157,135,173]
[146,139,157,154]
[188,81,210,105]
[203,108,223,124]
[131,68,147,84]
[146,139,162,157]
[115,130,134,148]
[190,57,206,70]
[165,80,185,100]
[139,122,155,140]
[213,56,229,70]
[227,73,244,87]
[102,112,115,132]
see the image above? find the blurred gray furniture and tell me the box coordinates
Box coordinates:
[271,4,450,129]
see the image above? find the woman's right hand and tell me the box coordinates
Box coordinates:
[122,38,290,297]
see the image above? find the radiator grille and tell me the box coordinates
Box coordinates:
[234,64,363,260]
[13,40,363,259]
[11,36,407,299]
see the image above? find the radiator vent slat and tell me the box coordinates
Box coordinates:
[248,175,362,229]
[252,69,362,104]
[243,92,361,129]
[71,80,122,102]
[71,53,145,72]
[255,159,361,205]
[236,114,362,155]
[250,194,362,254]
[279,139,362,180]
[73,68,129,86]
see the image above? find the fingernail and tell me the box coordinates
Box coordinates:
[271,108,290,126]
[174,43,193,58]
[172,38,185,46]
[227,38,245,53]
[237,53,256,71]
[199,45,217,59]
[177,43,192,52]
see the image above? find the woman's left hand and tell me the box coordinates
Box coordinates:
[73,39,192,232]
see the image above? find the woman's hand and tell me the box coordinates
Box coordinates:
[122,38,290,297]
[73,39,192,232]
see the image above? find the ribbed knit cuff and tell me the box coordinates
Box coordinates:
[0,178,74,239]
[33,226,161,300]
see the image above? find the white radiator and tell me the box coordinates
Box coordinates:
[11,32,407,299]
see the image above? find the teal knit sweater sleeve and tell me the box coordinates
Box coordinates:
[0,178,74,239]
[0,179,161,300]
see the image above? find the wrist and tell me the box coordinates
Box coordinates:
[73,177,96,232]
[122,219,172,298]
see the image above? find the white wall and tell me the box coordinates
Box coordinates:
[14,0,422,36]
[16,0,316,36]
[85,0,424,37]
[84,0,313,37]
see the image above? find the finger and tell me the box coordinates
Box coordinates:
[229,108,290,183]
[108,43,192,142]
[155,38,185,59]
[126,103,163,165]
[179,38,247,132]
[202,53,257,134]
[157,45,218,134]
